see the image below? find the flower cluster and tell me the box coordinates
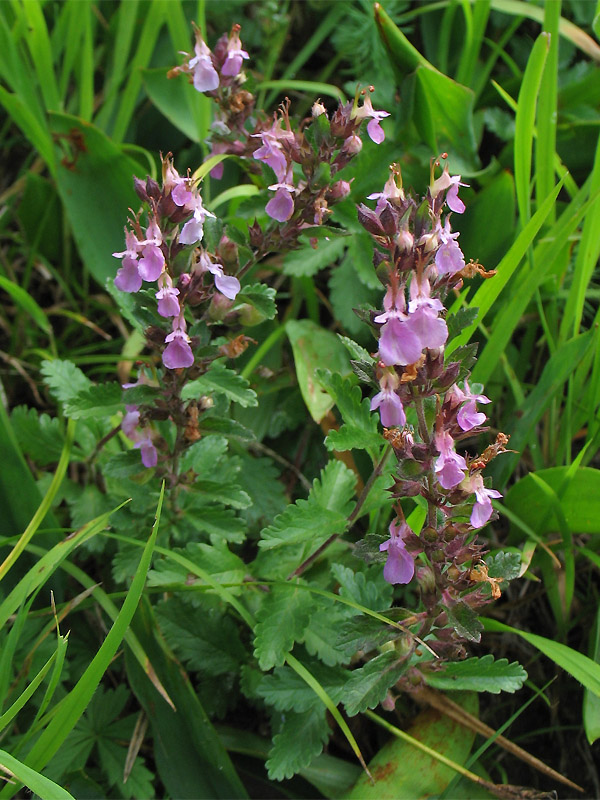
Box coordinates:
[170,27,389,230]
[361,158,508,640]
[113,155,240,372]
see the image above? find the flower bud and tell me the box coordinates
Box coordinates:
[431,549,445,563]
[217,235,238,268]
[396,229,414,254]
[328,180,352,201]
[208,292,234,321]
[312,100,327,117]
[417,565,436,594]
[422,526,438,543]
[237,303,266,327]
[341,134,362,155]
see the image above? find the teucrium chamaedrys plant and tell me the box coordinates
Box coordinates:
[18,19,528,794]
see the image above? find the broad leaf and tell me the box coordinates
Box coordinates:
[422,655,527,694]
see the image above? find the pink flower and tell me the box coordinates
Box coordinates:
[163,314,194,369]
[266,184,295,222]
[367,172,404,214]
[137,219,165,282]
[355,95,390,144]
[113,230,143,292]
[188,36,219,92]
[134,433,158,468]
[434,430,467,490]
[435,217,465,276]
[460,472,502,528]
[452,379,491,431]
[179,192,214,246]
[371,371,405,427]
[221,28,249,77]
[380,521,415,584]
[431,166,468,214]
[407,278,448,350]
[375,289,423,367]
[155,273,181,318]
[197,251,240,300]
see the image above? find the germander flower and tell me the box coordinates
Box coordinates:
[380,520,415,585]
[354,95,390,144]
[188,34,219,92]
[435,217,465,276]
[434,429,467,490]
[163,313,194,370]
[371,370,405,428]
[155,273,181,318]
[453,379,491,431]
[221,26,249,77]
[431,165,468,214]
[197,251,240,300]
[375,289,423,367]
[460,472,502,527]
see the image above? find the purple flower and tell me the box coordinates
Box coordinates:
[371,371,405,427]
[121,405,140,438]
[434,430,467,490]
[367,172,404,215]
[461,473,502,527]
[137,220,165,282]
[380,521,415,585]
[355,95,390,144]
[179,192,214,246]
[114,257,142,293]
[134,433,158,468]
[113,230,143,292]
[431,166,468,214]
[407,278,448,350]
[266,176,295,222]
[221,28,249,77]
[163,314,194,370]
[197,251,240,300]
[155,273,181,318]
[375,289,423,367]
[188,36,219,92]
[453,379,491,431]
[435,218,465,276]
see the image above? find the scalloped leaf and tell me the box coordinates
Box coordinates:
[64,382,124,419]
[253,585,316,670]
[422,654,527,694]
[182,362,257,408]
[266,708,330,781]
[343,651,406,716]
[258,460,356,550]
[256,662,348,713]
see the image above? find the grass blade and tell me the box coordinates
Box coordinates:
[2,484,164,785]
[0,750,74,800]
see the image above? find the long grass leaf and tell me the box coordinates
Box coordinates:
[0,750,74,800]
[110,1,166,142]
[0,418,75,582]
[514,32,549,228]
[95,0,139,130]
[455,0,490,87]
[19,0,61,111]
[0,502,126,629]
[446,181,562,357]
[0,651,57,732]
[471,186,596,386]
[482,618,600,697]
[536,1,560,225]
[6,484,164,783]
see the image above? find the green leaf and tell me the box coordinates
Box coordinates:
[446,307,479,342]
[343,651,406,716]
[485,552,521,582]
[446,601,483,643]
[325,425,383,452]
[286,320,352,423]
[156,598,246,676]
[258,460,356,550]
[337,611,407,657]
[186,506,247,544]
[253,585,316,670]
[142,66,202,142]
[345,692,479,799]
[63,382,124,419]
[194,480,251,509]
[41,359,90,403]
[482,618,600,698]
[266,708,330,781]
[0,750,75,800]
[303,606,352,666]
[257,663,349,713]
[234,283,277,320]
[283,236,347,277]
[11,407,65,465]
[583,607,600,744]
[0,275,51,334]
[182,362,258,408]
[49,112,145,286]
[422,655,527,694]
[199,415,256,440]
[337,335,375,364]
[317,371,380,439]
[7,486,164,784]
[330,563,393,612]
